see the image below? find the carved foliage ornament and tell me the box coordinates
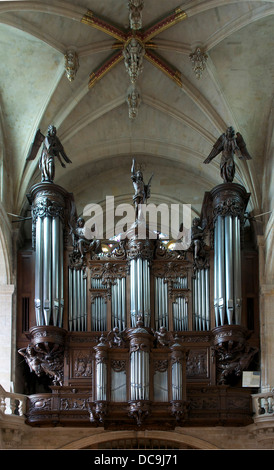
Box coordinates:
[32,197,65,222]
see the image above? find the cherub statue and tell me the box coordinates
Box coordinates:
[191,217,207,260]
[26,125,72,182]
[131,158,153,219]
[70,217,101,259]
[203,126,251,183]
[106,327,125,347]
[154,326,174,348]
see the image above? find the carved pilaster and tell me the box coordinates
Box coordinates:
[212,325,259,385]
[18,326,67,386]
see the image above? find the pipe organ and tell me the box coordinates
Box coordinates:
[18,177,260,429]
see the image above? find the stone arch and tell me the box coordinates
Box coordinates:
[59,430,220,450]
[0,205,12,285]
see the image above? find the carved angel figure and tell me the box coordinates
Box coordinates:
[26,125,72,182]
[18,344,64,385]
[69,217,101,259]
[131,158,153,219]
[191,217,207,260]
[153,326,174,348]
[106,327,125,347]
[203,126,251,183]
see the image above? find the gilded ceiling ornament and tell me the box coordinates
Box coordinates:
[189,47,208,79]
[65,50,79,81]
[127,84,141,119]
[128,0,144,30]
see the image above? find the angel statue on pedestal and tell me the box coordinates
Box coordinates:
[203,126,251,183]
[26,125,72,183]
[131,158,153,220]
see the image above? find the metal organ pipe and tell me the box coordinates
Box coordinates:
[34,216,43,325]
[111,278,126,330]
[192,269,210,331]
[42,216,51,325]
[59,219,64,327]
[213,214,243,326]
[68,268,87,331]
[130,350,149,401]
[52,217,59,327]
[217,215,225,326]
[233,216,242,324]
[130,258,151,327]
[155,277,168,329]
[225,215,234,324]
[214,216,219,326]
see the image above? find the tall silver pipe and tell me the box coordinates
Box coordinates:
[205,268,210,330]
[217,216,225,326]
[159,278,163,326]
[43,216,52,325]
[59,221,64,327]
[68,267,73,331]
[233,216,242,324]
[137,257,143,317]
[96,362,107,401]
[147,263,151,326]
[52,217,59,327]
[172,362,182,400]
[73,268,77,330]
[225,215,234,324]
[83,276,87,330]
[214,217,219,326]
[117,279,121,330]
[201,269,206,330]
[121,277,126,329]
[143,260,147,325]
[130,259,137,326]
[130,351,136,400]
[35,216,43,325]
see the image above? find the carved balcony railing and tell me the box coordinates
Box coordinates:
[0,385,27,419]
[252,390,274,418]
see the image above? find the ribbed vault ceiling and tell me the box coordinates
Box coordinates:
[0,1,273,227]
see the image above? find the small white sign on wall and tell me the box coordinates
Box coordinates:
[242,371,260,387]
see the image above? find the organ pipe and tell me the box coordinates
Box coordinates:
[30,183,68,329]
[192,268,210,331]
[130,258,151,327]
[34,216,43,325]
[213,215,242,326]
[68,267,87,331]
[211,183,249,327]
[111,278,126,330]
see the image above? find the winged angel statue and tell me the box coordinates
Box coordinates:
[203,126,251,183]
[131,158,153,219]
[26,125,72,182]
